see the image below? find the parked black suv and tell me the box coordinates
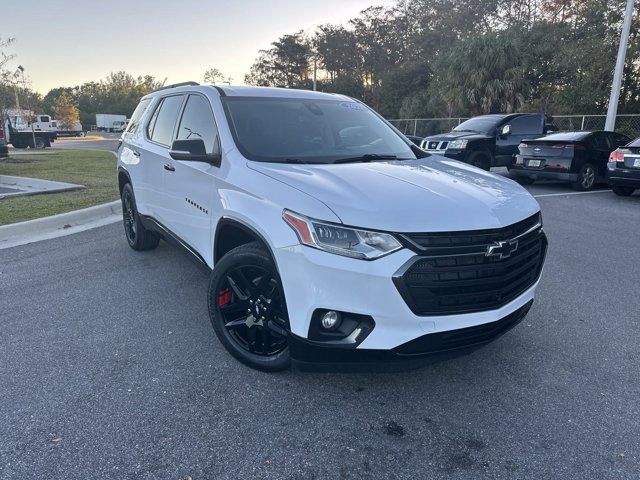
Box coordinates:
[421,113,556,170]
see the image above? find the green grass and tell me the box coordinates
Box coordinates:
[0,149,118,225]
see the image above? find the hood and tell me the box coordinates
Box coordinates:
[423,131,491,142]
[248,157,540,233]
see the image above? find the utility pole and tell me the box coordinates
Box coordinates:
[605,0,635,131]
[313,55,317,92]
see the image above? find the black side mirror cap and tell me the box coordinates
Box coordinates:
[169,138,221,166]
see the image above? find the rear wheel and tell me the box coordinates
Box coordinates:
[612,186,635,197]
[572,163,596,191]
[121,183,160,251]
[208,242,290,371]
[33,136,46,149]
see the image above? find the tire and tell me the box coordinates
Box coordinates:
[34,136,46,149]
[120,183,160,251]
[572,163,597,191]
[468,151,491,171]
[208,242,291,371]
[514,175,535,185]
[612,186,635,197]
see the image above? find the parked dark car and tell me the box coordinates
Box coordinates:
[420,113,556,170]
[607,137,640,196]
[510,131,631,191]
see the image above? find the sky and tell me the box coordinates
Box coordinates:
[2,0,393,94]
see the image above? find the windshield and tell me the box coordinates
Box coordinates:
[453,116,503,134]
[222,97,416,163]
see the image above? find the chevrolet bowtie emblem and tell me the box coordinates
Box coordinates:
[486,239,518,259]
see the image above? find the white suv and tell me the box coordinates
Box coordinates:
[117,82,547,371]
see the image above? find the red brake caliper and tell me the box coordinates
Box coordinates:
[218,287,233,307]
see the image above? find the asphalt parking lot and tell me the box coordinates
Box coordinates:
[51,133,121,152]
[1,177,639,479]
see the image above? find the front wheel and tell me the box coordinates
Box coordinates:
[612,186,635,197]
[468,152,491,171]
[208,242,290,371]
[572,163,597,191]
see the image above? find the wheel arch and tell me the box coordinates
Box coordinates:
[213,217,278,267]
[117,167,132,196]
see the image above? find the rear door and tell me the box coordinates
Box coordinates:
[588,132,614,177]
[495,114,544,166]
[138,94,186,221]
[161,93,222,259]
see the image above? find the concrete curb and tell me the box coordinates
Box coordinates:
[0,200,122,250]
[0,174,84,199]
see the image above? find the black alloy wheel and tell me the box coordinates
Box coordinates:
[208,242,290,371]
[573,163,596,191]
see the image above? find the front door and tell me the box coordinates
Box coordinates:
[495,114,544,166]
[162,93,223,262]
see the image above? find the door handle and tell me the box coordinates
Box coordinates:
[132,150,141,157]
[164,163,175,172]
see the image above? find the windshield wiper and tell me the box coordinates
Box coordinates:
[333,154,398,164]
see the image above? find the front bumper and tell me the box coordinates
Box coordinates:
[275,243,541,358]
[289,300,533,367]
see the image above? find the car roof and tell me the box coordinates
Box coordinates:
[215,85,351,101]
[144,83,352,102]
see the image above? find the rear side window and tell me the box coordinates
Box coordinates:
[627,137,640,147]
[590,132,610,149]
[147,95,184,146]
[126,98,151,134]
[610,132,630,148]
[509,115,541,135]
[176,95,220,154]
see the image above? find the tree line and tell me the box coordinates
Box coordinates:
[244,0,640,119]
[1,0,639,128]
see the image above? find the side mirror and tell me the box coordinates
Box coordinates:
[169,138,221,166]
[501,125,511,136]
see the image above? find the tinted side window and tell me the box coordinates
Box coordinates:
[176,95,219,154]
[149,95,184,146]
[127,98,151,134]
[611,132,630,148]
[509,115,541,135]
[590,132,610,149]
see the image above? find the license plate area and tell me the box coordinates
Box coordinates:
[526,159,543,168]
[634,158,640,168]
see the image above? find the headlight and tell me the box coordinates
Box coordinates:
[283,210,402,260]
[449,139,468,149]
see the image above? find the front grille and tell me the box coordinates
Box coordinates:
[393,214,547,315]
[394,301,532,355]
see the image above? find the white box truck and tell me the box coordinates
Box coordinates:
[96,114,128,132]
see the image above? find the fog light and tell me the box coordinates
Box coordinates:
[321,310,341,330]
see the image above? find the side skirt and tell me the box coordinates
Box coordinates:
[138,214,212,274]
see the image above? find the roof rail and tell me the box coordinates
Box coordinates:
[152,81,199,93]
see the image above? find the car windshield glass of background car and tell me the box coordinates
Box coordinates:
[222,97,416,163]
[453,116,502,134]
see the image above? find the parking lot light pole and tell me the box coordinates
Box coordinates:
[606,0,635,131]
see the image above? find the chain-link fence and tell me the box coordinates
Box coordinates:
[388,114,640,139]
